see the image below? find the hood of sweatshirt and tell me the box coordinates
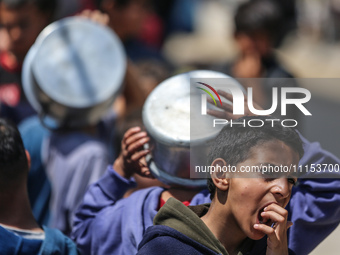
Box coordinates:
[153,197,256,255]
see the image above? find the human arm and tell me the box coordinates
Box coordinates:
[287,134,340,255]
[71,127,151,253]
[71,164,137,254]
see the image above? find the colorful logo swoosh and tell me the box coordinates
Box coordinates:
[196,82,223,106]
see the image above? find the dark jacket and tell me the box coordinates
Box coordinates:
[138,198,296,255]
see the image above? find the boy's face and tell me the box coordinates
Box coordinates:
[223,140,299,240]
[0,3,50,63]
[235,32,272,57]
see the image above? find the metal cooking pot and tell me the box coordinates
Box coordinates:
[22,17,126,128]
[142,70,245,188]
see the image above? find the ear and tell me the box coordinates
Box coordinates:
[210,158,229,191]
[25,150,31,171]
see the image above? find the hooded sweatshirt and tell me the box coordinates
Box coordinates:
[137,198,272,255]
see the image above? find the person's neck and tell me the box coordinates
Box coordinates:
[201,200,247,255]
[0,189,41,231]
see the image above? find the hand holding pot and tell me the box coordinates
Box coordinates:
[113,126,153,179]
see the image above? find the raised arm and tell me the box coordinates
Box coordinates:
[287,134,340,255]
[71,127,151,254]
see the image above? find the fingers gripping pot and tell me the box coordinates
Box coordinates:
[142,70,245,188]
[22,17,126,128]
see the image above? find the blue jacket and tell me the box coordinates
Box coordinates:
[138,225,297,255]
[72,135,340,255]
[138,225,296,255]
[0,225,78,255]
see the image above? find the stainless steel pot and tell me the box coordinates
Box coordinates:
[22,17,126,128]
[142,70,245,188]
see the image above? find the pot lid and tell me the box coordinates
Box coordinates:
[23,17,126,110]
[142,70,245,147]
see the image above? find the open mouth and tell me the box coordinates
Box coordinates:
[258,207,273,227]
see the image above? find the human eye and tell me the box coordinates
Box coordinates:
[261,170,277,181]
[288,177,298,186]
[262,173,276,182]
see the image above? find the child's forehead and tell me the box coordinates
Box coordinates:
[237,141,299,177]
[242,140,299,164]
[249,139,291,152]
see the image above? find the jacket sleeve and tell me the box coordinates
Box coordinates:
[287,134,340,255]
[71,165,136,254]
[40,226,80,255]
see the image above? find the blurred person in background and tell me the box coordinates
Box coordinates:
[213,0,300,121]
[0,0,57,229]
[94,0,171,124]
[95,0,163,62]
[0,0,57,125]
[79,4,170,193]
[0,0,99,229]
[26,16,128,236]
[0,118,78,254]
[231,0,296,79]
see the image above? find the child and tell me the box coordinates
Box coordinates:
[137,115,303,255]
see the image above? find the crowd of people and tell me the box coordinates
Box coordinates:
[0,0,339,254]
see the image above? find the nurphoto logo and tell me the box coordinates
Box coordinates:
[196,81,312,128]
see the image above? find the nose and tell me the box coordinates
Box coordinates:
[271,178,291,201]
